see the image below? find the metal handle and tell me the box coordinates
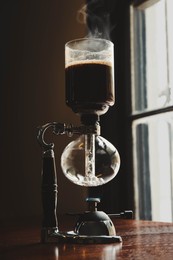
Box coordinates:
[41,149,58,229]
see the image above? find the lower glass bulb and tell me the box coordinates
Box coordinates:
[61,135,120,187]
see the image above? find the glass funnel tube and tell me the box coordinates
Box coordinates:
[83,134,104,186]
[85,134,95,180]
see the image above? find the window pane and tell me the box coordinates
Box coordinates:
[131,0,173,114]
[132,112,173,222]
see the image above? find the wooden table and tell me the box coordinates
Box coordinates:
[1,217,173,259]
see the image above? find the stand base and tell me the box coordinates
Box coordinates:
[41,228,122,244]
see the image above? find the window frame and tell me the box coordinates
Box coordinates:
[130,0,173,221]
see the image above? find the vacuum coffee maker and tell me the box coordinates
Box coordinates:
[37,38,131,244]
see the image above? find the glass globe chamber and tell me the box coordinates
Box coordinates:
[61,134,120,187]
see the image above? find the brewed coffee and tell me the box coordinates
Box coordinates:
[65,60,114,115]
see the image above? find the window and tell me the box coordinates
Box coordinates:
[131,0,173,221]
[87,0,173,221]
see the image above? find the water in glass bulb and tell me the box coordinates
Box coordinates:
[61,134,120,187]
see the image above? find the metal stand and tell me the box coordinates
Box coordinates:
[37,122,132,244]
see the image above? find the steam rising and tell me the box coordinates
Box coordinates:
[65,1,114,67]
[77,0,112,40]
[77,4,87,25]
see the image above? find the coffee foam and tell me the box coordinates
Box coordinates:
[65,59,113,68]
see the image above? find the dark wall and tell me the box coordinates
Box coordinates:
[0,0,87,221]
[0,0,134,221]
